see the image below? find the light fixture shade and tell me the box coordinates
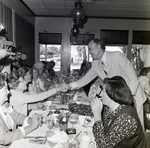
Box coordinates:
[71,24,80,37]
[71,2,86,24]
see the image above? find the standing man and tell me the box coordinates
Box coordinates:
[65,38,146,131]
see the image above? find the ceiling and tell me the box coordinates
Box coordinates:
[21,0,150,19]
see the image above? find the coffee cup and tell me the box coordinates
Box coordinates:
[80,135,91,148]
[78,115,85,125]
[45,101,52,110]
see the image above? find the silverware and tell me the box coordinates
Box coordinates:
[75,131,82,140]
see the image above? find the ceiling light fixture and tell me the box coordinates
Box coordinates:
[70,0,86,37]
[71,24,80,37]
[71,0,86,25]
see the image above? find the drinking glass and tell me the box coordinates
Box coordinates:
[45,116,54,131]
[69,114,78,128]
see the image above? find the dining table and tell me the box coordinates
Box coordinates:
[9,102,96,148]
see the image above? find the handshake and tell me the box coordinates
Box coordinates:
[56,84,71,93]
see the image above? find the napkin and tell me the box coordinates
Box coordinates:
[47,131,68,143]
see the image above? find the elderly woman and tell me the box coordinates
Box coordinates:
[28,67,43,94]
[16,66,32,92]
[91,76,147,148]
[33,61,53,91]
[0,73,40,147]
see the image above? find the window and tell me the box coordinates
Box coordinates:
[101,30,128,45]
[106,46,127,55]
[70,45,92,71]
[131,45,144,75]
[132,31,150,44]
[70,34,94,71]
[39,33,62,71]
[39,44,61,71]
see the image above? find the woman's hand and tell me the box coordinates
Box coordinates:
[91,98,103,122]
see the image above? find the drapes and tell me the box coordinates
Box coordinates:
[0,1,35,67]
[0,1,12,41]
[15,13,35,67]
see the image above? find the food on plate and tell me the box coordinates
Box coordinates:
[47,131,69,148]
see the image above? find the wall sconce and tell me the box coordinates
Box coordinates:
[71,24,80,37]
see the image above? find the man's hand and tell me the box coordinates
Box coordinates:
[0,49,15,60]
[29,113,40,130]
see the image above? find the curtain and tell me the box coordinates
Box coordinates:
[0,2,12,41]
[15,13,35,67]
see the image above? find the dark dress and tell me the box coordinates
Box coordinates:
[93,105,147,148]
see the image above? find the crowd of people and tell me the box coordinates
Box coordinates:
[0,36,149,147]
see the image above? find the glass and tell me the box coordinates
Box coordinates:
[45,116,54,131]
[69,114,78,128]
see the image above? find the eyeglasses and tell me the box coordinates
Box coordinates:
[96,85,103,98]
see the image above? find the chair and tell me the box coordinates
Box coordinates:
[145,132,150,148]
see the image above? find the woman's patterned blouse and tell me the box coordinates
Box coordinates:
[93,105,138,148]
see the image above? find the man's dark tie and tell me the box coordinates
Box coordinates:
[101,61,107,75]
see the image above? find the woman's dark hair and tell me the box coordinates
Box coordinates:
[104,76,134,106]
[139,67,150,76]
[92,39,106,50]
[7,71,20,84]
[17,66,31,78]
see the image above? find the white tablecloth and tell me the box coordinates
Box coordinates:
[10,104,96,148]
[9,139,50,148]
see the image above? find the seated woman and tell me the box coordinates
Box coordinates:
[16,66,31,92]
[91,76,147,148]
[7,72,66,115]
[46,60,56,80]
[33,62,53,91]
[0,73,40,147]
[39,67,53,91]
[28,67,43,94]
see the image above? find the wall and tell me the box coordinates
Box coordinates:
[1,0,35,67]
[35,17,150,72]
[1,0,35,25]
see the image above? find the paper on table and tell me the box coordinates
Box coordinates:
[9,139,50,148]
[29,109,49,117]
[27,124,48,138]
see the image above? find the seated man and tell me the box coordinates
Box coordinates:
[0,73,40,147]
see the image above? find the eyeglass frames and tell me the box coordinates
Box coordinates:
[96,85,103,98]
